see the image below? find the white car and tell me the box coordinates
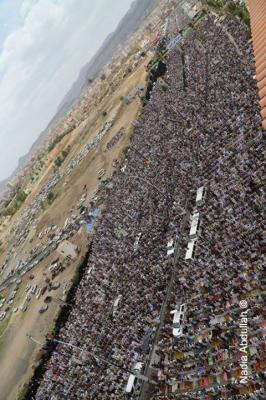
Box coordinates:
[0,311,6,321]
[26,293,31,302]
[39,304,48,313]
[31,285,37,295]
[52,282,60,290]
[170,304,186,337]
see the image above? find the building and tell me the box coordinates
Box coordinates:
[181,1,201,19]
[248,0,266,129]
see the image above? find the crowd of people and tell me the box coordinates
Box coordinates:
[151,14,265,400]
[32,13,264,400]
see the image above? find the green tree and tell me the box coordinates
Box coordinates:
[47,191,55,203]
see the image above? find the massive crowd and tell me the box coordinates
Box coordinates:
[32,13,265,400]
[151,15,265,400]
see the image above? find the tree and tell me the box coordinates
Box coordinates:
[61,150,68,159]
[54,156,62,168]
[17,190,27,203]
[47,191,55,203]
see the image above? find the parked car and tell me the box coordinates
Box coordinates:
[39,304,48,313]
[40,286,48,296]
[0,311,7,321]
[97,169,105,180]
[31,285,38,294]
[49,281,60,290]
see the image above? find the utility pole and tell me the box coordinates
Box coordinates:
[128,145,150,164]
[126,174,167,200]
[26,334,158,386]
[49,296,72,307]
[26,333,44,346]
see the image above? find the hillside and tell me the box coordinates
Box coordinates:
[56,0,159,115]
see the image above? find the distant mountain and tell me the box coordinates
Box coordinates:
[0,0,159,193]
[0,128,48,194]
[0,153,28,193]
[55,31,113,120]
[0,178,8,194]
[56,0,159,116]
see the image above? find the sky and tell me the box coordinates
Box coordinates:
[0,0,134,181]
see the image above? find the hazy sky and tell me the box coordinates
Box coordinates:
[0,0,134,181]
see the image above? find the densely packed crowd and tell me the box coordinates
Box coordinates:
[33,13,265,400]
[151,15,265,400]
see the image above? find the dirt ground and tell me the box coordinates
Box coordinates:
[0,247,86,400]
[0,57,150,400]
